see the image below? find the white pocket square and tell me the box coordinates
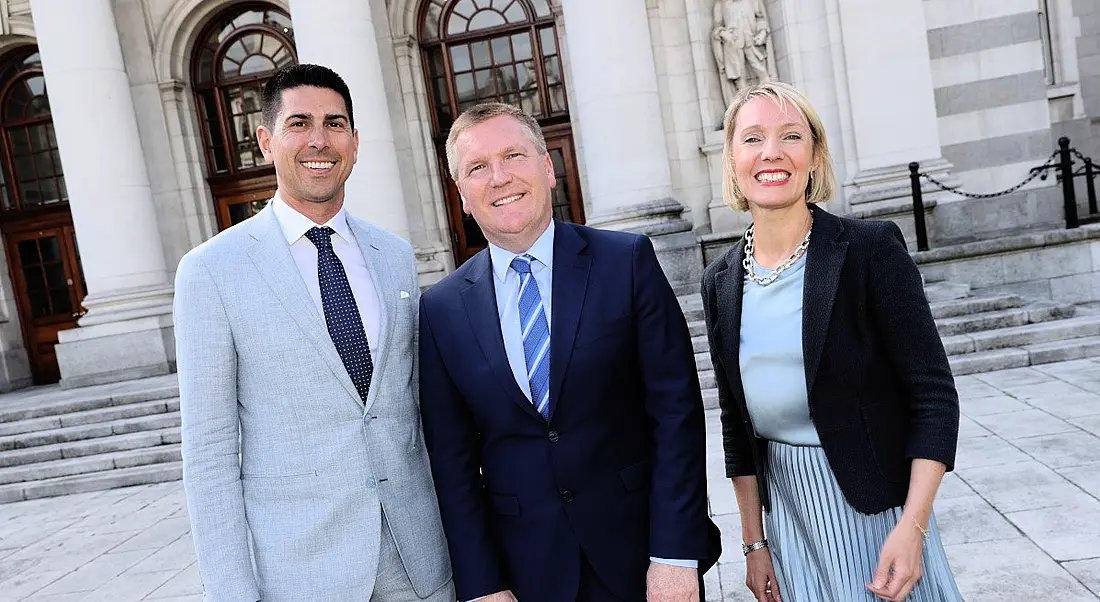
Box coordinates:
[400,290,410,299]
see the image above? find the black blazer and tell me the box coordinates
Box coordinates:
[700,205,960,515]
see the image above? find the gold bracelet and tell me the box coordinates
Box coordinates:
[911,517,929,538]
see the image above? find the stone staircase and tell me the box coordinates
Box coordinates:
[681,279,1100,410]
[0,379,181,503]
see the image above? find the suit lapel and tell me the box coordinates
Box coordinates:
[714,239,749,412]
[347,217,395,415]
[460,250,545,422]
[246,206,364,410]
[547,223,591,422]
[802,205,848,395]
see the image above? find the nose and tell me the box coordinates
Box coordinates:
[488,160,512,186]
[307,123,328,149]
[761,135,783,161]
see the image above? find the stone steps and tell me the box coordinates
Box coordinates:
[949,336,1100,375]
[0,461,183,504]
[0,378,183,503]
[934,302,1076,337]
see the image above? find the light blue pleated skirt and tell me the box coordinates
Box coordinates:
[765,441,963,602]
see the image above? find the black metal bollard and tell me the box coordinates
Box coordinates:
[909,162,929,251]
[1059,137,1079,229]
[1087,157,1098,216]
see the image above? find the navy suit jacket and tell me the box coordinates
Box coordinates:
[419,221,721,602]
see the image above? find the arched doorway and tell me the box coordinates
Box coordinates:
[418,0,584,264]
[0,47,84,385]
[191,4,296,230]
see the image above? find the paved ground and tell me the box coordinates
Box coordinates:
[1,359,1100,600]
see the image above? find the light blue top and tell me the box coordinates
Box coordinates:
[488,220,556,402]
[739,253,821,446]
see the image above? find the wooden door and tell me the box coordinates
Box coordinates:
[440,129,585,266]
[5,224,85,384]
[211,173,277,231]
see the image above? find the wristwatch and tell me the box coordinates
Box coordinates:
[742,539,768,556]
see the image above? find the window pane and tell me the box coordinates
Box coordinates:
[233,10,264,28]
[497,65,519,94]
[44,262,66,289]
[50,288,72,315]
[505,2,527,23]
[540,27,557,55]
[469,10,506,31]
[517,61,536,90]
[260,34,283,58]
[37,178,59,205]
[447,15,469,34]
[512,33,532,61]
[422,1,444,40]
[427,48,445,78]
[240,33,262,55]
[228,202,252,225]
[40,237,60,262]
[225,39,248,65]
[474,69,494,99]
[29,125,50,152]
[454,73,476,104]
[530,0,551,17]
[18,240,39,267]
[450,45,472,72]
[491,36,512,63]
[240,55,276,76]
[471,40,491,69]
[453,0,476,18]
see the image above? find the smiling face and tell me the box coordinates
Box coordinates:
[730,94,818,214]
[257,85,358,212]
[453,114,556,253]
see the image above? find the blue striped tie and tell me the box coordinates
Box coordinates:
[510,255,550,419]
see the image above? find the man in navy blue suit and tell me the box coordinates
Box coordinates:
[418,102,720,602]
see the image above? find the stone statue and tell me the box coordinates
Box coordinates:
[712,0,777,109]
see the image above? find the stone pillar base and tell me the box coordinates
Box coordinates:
[586,198,704,290]
[0,348,32,392]
[55,314,174,389]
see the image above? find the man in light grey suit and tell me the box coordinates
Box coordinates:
[174,64,453,602]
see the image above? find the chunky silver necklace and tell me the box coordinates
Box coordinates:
[742,215,813,286]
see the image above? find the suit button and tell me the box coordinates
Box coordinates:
[561,490,574,503]
[548,430,559,442]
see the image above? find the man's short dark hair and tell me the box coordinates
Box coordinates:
[261,64,355,129]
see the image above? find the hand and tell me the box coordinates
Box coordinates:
[745,548,782,602]
[477,591,518,602]
[646,562,699,602]
[754,30,768,46]
[867,520,925,601]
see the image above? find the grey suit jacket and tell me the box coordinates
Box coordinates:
[175,204,451,602]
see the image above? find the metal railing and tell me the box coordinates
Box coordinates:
[907,136,1098,251]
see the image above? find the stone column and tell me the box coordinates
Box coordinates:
[560,0,702,289]
[31,0,175,388]
[287,0,411,241]
[836,0,953,206]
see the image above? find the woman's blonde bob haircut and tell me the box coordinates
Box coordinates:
[721,80,836,212]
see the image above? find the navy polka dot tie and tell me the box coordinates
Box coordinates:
[305,226,373,402]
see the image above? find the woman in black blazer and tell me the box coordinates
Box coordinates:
[702,81,963,602]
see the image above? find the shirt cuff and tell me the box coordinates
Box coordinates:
[650,557,699,568]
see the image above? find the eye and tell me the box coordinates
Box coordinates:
[742,135,762,144]
[468,164,485,174]
[290,121,306,128]
[783,132,803,141]
[506,152,524,159]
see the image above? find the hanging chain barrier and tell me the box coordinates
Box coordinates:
[907,137,1098,252]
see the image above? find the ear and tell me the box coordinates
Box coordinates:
[351,127,359,165]
[544,152,557,188]
[460,194,471,215]
[258,125,273,162]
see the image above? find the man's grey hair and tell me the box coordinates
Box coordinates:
[445,102,547,180]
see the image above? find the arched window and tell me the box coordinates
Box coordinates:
[419,0,583,265]
[191,4,296,228]
[0,47,86,385]
[420,0,561,131]
[0,49,66,213]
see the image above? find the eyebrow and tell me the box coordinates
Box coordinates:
[283,113,349,123]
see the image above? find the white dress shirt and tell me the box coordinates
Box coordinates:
[272,194,381,353]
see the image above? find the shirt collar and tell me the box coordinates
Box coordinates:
[489,219,556,282]
[271,192,354,246]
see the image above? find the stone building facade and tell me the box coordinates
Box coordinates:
[0,0,1092,392]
